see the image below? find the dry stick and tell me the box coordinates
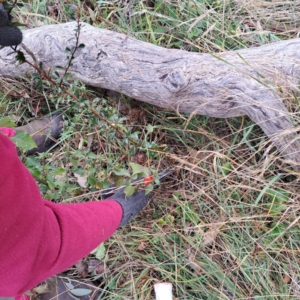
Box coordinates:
[58,7,82,88]
[23,42,265,174]
[7,0,18,15]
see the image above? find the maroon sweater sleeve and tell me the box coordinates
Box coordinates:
[0,134,123,297]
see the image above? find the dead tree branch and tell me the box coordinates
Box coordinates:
[1,22,300,168]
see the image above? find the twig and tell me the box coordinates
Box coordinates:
[7,0,18,15]
[90,108,142,147]
[58,5,83,87]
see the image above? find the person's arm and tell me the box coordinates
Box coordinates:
[0,134,123,297]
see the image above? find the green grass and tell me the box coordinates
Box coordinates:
[1,0,300,299]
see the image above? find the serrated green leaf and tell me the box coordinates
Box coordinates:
[16,50,26,63]
[69,288,92,296]
[53,167,66,176]
[29,168,41,178]
[95,243,105,260]
[0,117,16,127]
[113,169,130,177]
[47,180,55,190]
[11,131,37,152]
[124,185,136,197]
[145,183,154,195]
[129,162,150,176]
[87,175,97,186]
[129,162,144,175]
[25,157,40,167]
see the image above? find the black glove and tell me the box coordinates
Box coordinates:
[112,187,150,227]
[104,170,173,227]
[0,2,23,46]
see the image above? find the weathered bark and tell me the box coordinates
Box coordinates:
[1,22,300,167]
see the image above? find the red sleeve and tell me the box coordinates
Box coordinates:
[0,134,123,297]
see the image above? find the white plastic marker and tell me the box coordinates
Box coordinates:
[154,282,173,300]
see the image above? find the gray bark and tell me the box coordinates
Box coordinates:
[1,22,300,168]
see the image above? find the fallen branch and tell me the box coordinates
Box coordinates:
[1,22,300,167]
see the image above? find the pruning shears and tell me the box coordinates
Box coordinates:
[99,169,174,199]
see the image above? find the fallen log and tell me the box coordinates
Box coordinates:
[1,22,300,168]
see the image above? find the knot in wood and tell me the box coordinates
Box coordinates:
[44,35,52,45]
[165,68,189,93]
[97,50,107,61]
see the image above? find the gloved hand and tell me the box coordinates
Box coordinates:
[0,2,23,46]
[112,186,150,227]
[106,170,173,227]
